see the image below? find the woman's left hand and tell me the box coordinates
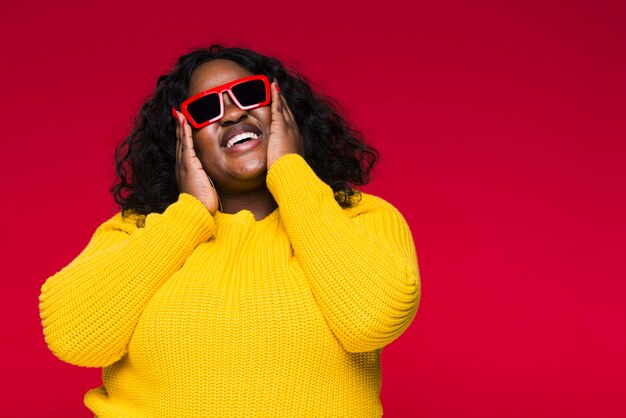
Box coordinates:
[266,80,305,169]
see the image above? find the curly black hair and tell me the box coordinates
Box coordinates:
[112,45,379,217]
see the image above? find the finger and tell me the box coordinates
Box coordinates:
[176,131,183,164]
[180,118,195,157]
[173,109,184,162]
[172,107,191,148]
[271,81,286,123]
[173,110,181,152]
[280,94,296,125]
[175,134,182,187]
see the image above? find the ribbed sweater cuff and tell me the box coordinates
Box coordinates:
[157,193,216,247]
[266,154,330,207]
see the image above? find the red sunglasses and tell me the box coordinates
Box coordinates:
[180,75,271,129]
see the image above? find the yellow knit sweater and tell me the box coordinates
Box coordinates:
[39,154,421,417]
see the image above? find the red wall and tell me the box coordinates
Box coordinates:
[2,0,625,416]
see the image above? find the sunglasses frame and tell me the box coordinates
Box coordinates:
[180,75,271,129]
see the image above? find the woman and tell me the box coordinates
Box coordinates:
[39,45,421,417]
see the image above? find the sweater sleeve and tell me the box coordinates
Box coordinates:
[266,154,421,353]
[39,193,215,368]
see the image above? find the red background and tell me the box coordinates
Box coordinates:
[2,0,625,417]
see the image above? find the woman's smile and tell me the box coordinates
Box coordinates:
[221,123,264,151]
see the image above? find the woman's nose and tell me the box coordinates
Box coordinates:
[219,92,247,125]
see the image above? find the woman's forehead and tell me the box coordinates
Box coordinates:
[188,59,254,95]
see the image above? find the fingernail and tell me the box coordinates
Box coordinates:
[171,106,178,120]
[274,80,280,93]
[182,119,186,128]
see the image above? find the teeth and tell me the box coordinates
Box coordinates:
[226,132,259,148]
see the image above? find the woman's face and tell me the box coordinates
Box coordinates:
[188,59,272,194]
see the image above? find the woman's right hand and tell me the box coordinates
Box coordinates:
[172,108,220,215]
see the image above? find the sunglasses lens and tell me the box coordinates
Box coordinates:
[231,79,267,107]
[187,93,221,124]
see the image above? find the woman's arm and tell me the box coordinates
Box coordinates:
[39,193,215,368]
[266,154,421,353]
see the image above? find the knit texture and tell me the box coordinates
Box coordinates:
[39,153,421,417]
